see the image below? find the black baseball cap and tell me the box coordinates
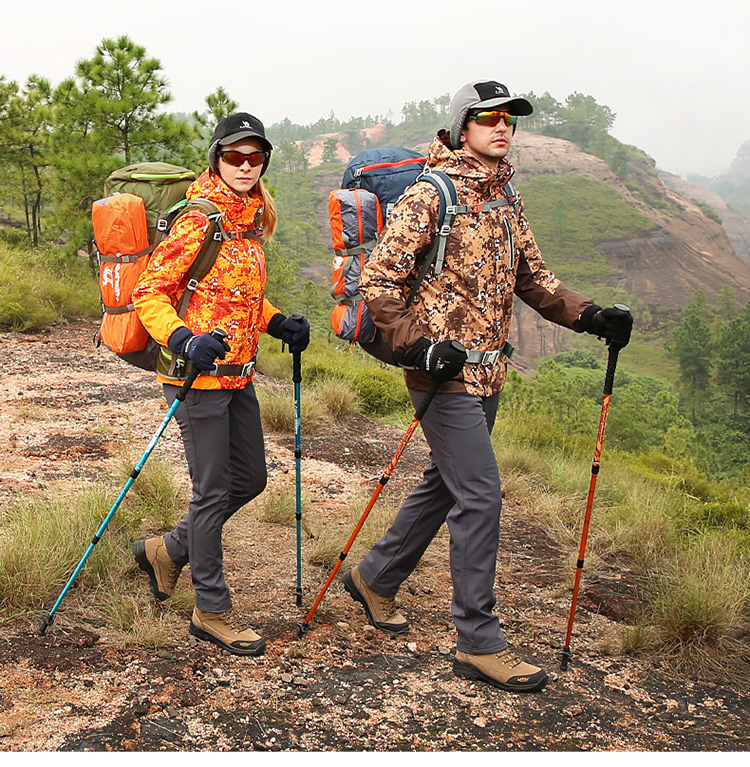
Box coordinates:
[208,112,273,175]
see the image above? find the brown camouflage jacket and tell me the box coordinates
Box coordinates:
[359,130,594,396]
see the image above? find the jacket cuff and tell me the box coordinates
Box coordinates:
[393,336,431,369]
[578,305,602,334]
[266,312,287,339]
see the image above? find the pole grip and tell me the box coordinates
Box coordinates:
[176,328,228,402]
[414,379,441,422]
[292,352,301,384]
[603,342,621,396]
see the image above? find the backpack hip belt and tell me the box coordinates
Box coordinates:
[162,358,256,382]
[465,341,515,365]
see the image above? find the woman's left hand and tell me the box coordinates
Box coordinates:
[280,314,310,353]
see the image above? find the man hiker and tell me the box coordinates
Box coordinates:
[342,79,633,692]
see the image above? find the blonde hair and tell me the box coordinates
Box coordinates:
[257,178,277,239]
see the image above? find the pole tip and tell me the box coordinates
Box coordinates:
[559,647,573,671]
[295,621,310,641]
[293,588,303,608]
[37,614,53,637]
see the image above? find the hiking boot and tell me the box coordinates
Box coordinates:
[133,536,182,602]
[189,607,266,657]
[454,648,549,693]
[342,566,409,635]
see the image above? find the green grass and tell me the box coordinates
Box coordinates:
[0,242,100,331]
[257,333,410,420]
[0,451,187,619]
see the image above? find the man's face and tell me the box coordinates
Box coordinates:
[459,109,515,169]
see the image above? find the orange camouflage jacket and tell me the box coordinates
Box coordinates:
[359,131,595,397]
[133,170,281,389]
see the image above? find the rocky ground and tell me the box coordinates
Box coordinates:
[0,322,748,752]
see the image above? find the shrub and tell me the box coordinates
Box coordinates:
[312,376,360,423]
[648,533,750,676]
[0,487,141,611]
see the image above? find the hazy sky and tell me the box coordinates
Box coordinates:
[1,0,746,178]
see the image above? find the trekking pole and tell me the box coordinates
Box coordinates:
[289,312,305,607]
[296,370,447,640]
[37,328,228,637]
[560,332,624,670]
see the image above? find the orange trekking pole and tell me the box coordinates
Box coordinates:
[560,338,623,670]
[296,377,442,639]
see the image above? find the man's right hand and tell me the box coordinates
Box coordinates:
[402,338,467,382]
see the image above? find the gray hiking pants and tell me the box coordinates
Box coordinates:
[358,389,507,654]
[162,384,267,613]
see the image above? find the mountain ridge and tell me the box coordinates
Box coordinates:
[292,127,750,359]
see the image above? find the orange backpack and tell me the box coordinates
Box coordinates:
[92,163,227,371]
[93,192,151,357]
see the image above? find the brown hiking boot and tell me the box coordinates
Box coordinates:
[454,648,549,693]
[189,607,266,657]
[342,566,409,635]
[133,536,182,602]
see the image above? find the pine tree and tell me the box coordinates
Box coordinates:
[667,291,712,424]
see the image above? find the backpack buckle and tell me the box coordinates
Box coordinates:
[187,278,199,291]
[482,350,501,365]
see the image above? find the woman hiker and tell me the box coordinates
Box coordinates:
[131,112,310,656]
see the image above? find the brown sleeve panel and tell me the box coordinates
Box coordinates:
[513,251,595,331]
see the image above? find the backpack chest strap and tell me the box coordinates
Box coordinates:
[224,229,264,243]
[447,197,516,215]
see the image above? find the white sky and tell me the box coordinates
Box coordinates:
[1,0,746,179]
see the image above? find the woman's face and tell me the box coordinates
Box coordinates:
[216,137,266,197]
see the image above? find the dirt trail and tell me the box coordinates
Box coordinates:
[0,323,747,751]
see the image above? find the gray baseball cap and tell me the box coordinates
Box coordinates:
[449,80,533,149]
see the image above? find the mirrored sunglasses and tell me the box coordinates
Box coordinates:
[468,110,518,128]
[218,149,269,167]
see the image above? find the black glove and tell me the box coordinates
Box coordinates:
[168,327,231,371]
[267,312,310,353]
[401,337,467,382]
[580,304,633,347]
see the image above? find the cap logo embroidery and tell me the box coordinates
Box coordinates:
[240,121,252,129]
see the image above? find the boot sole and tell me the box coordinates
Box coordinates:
[342,570,410,636]
[453,659,549,693]
[132,540,169,603]
[189,621,266,657]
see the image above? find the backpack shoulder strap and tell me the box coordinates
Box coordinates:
[504,180,519,215]
[405,170,455,307]
[170,198,225,319]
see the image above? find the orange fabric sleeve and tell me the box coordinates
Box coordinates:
[132,210,211,346]
[260,298,282,333]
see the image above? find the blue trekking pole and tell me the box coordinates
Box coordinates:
[289,313,305,607]
[37,328,227,636]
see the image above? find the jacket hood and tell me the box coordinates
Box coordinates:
[428,129,515,189]
[186,169,263,229]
